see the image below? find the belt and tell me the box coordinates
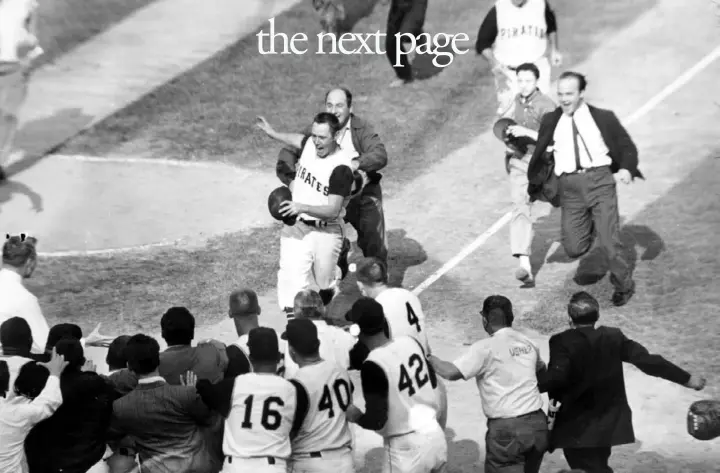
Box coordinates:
[299,218,328,228]
[226,456,277,465]
[488,408,543,422]
[294,451,323,458]
[563,165,610,176]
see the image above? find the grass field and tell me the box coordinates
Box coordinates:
[11,0,720,470]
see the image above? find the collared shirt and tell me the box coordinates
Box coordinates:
[336,117,356,155]
[0,268,50,354]
[137,376,166,385]
[553,102,612,175]
[508,88,555,156]
[0,374,62,473]
[453,327,544,419]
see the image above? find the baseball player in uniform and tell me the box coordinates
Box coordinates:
[283,318,355,473]
[502,63,556,285]
[0,0,43,181]
[345,297,447,473]
[475,0,562,116]
[257,112,357,318]
[283,289,357,379]
[196,327,309,473]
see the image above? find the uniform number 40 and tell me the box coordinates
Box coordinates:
[398,353,429,396]
[319,378,352,418]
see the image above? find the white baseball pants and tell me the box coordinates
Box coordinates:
[495,56,552,116]
[289,446,355,473]
[221,456,287,473]
[277,220,344,310]
[0,68,28,167]
[383,423,448,473]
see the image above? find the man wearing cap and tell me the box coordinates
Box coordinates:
[225,288,284,377]
[283,289,357,379]
[282,318,355,472]
[428,295,549,473]
[196,327,309,473]
[345,297,447,473]
[498,62,555,286]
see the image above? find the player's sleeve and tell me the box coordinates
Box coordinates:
[327,164,354,197]
[196,377,236,418]
[289,379,310,438]
[452,341,492,380]
[349,340,370,371]
[224,345,251,379]
[545,2,558,34]
[356,361,389,431]
[475,6,498,54]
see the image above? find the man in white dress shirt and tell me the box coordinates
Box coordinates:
[527,71,643,307]
[0,235,49,354]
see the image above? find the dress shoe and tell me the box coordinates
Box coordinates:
[611,281,636,307]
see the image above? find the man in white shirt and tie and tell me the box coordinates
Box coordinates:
[527,71,643,306]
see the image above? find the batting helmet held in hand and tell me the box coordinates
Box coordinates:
[268,186,296,226]
[493,117,534,156]
[687,400,720,441]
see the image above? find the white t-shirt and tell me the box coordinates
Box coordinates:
[0,269,50,354]
[552,103,612,175]
[453,327,544,419]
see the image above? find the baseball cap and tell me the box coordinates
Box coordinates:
[345,297,386,335]
[247,327,280,362]
[353,257,388,285]
[293,290,324,319]
[482,295,514,324]
[281,319,320,356]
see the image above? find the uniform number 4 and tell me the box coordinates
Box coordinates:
[398,353,429,397]
[319,378,352,418]
[241,395,284,431]
[406,302,421,332]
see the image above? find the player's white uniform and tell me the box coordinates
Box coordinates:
[492,0,552,114]
[222,373,298,473]
[233,332,286,376]
[366,337,447,473]
[289,360,354,473]
[277,139,358,310]
[375,288,430,354]
[283,319,357,379]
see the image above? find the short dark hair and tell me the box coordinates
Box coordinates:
[106,335,132,370]
[481,295,514,327]
[325,87,353,108]
[46,323,83,352]
[0,360,9,398]
[355,257,388,285]
[14,362,50,400]
[313,112,341,134]
[568,291,599,324]
[0,317,33,351]
[558,71,587,92]
[160,307,195,346]
[2,234,37,268]
[516,62,540,79]
[125,334,161,375]
[54,338,85,371]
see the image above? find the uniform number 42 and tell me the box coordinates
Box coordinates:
[398,353,429,397]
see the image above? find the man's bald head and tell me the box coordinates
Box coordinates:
[325,87,353,127]
[229,289,261,318]
[293,289,325,319]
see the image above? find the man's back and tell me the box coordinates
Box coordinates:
[375,287,430,353]
[111,380,215,473]
[159,344,227,385]
[284,320,356,378]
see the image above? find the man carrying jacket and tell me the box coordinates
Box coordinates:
[257,87,389,277]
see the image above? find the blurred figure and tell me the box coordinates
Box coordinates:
[109,334,221,473]
[0,0,44,181]
[159,306,228,385]
[313,0,346,37]
[385,0,429,87]
[25,339,117,473]
[0,359,8,397]
[0,235,49,353]
[0,317,34,399]
[538,291,706,472]
[0,351,68,473]
[105,335,138,396]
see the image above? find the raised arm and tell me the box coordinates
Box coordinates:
[619,330,693,386]
[256,116,305,149]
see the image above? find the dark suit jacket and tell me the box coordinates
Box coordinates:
[159,343,228,385]
[106,368,139,396]
[275,114,388,189]
[110,379,221,473]
[527,105,643,201]
[537,326,691,449]
[26,369,117,473]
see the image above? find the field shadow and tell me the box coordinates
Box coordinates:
[0,179,44,216]
[337,0,384,34]
[8,107,93,176]
[413,43,454,81]
[361,427,481,473]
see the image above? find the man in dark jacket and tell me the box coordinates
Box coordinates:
[527,71,643,306]
[537,292,706,472]
[25,338,118,473]
[257,87,389,273]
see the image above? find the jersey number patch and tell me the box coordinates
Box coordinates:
[318,378,351,418]
[240,395,284,431]
[406,302,421,332]
[398,353,429,397]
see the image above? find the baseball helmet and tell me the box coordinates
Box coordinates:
[268,186,296,226]
[687,400,720,441]
[493,117,535,156]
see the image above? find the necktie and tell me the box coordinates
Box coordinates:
[571,117,582,171]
